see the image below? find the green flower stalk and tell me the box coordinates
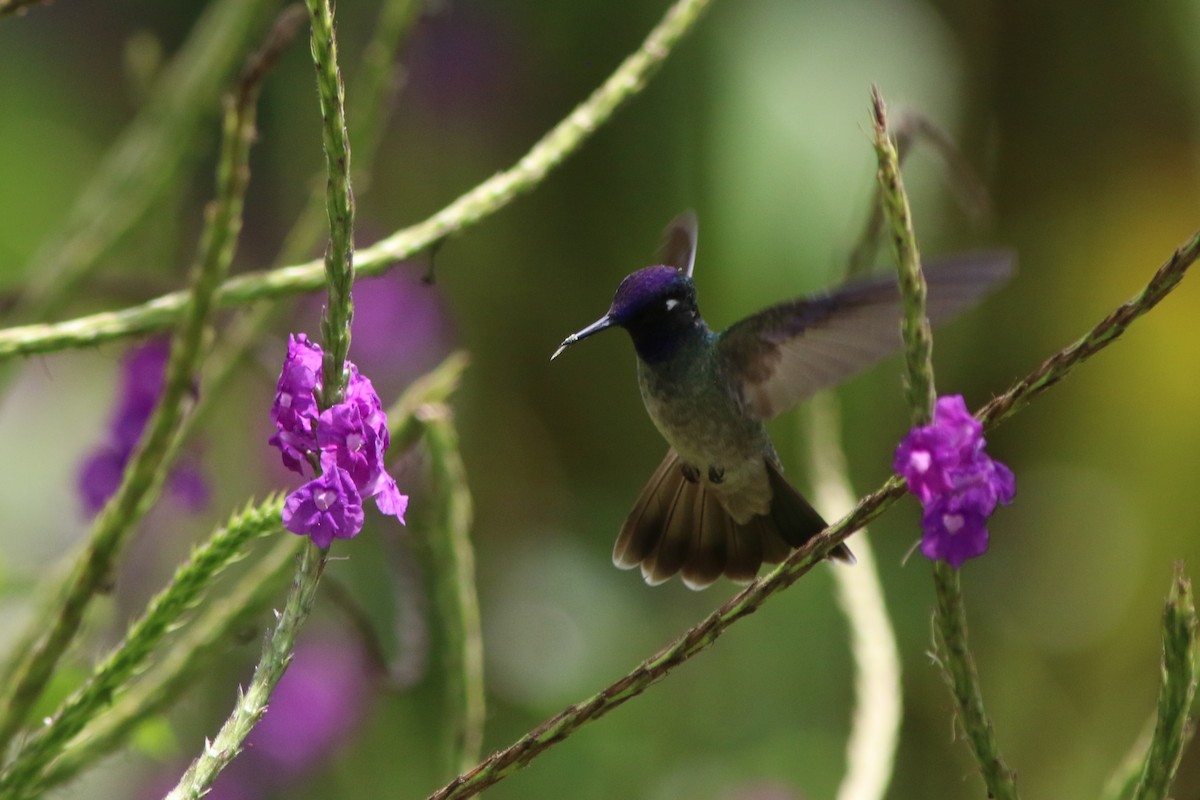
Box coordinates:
[419,405,485,777]
[0,498,285,800]
[37,537,300,794]
[1131,565,1198,800]
[169,1,360,793]
[278,0,422,266]
[872,86,1018,799]
[180,0,426,456]
[870,86,935,426]
[305,0,357,406]
[1102,566,1200,800]
[165,542,326,800]
[0,17,269,753]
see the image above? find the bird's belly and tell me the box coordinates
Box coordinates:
[639,374,773,523]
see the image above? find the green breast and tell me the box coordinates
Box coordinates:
[636,339,769,468]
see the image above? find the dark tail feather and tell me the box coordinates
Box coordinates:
[612,450,679,568]
[641,472,697,585]
[765,460,855,564]
[680,489,729,589]
[614,451,853,590]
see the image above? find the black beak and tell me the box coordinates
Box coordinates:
[551,314,615,360]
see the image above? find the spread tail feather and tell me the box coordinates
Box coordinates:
[613,450,853,589]
[764,459,855,564]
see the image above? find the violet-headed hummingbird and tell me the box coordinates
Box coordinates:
[553,212,1012,589]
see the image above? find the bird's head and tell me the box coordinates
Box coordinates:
[552,213,703,363]
[552,266,702,363]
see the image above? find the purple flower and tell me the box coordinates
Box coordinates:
[269,333,325,475]
[317,403,385,491]
[270,333,409,545]
[110,340,171,448]
[919,493,992,568]
[283,465,365,549]
[894,395,1015,568]
[77,340,209,517]
[78,445,126,515]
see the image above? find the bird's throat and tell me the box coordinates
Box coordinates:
[627,318,708,365]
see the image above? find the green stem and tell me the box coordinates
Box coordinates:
[848,110,991,278]
[165,4,417,790]
[304,0,356,405]
[0,499,285,800]
[164,542,327,800]
[931,564,1018,797]
[977,229,1200,429]
[0,0,714,362]
[872,85,1017,799]
[1103,572,1200,800]
[179,0,425,448]
[870,86,935,425]
[1131,565,1198,800]
[0,36,264,752]
[8,0,278,322]
[37,537,299,794]
[277,0,421,265]
[419,405,485,776]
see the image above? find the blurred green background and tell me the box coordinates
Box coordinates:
[2,0,1200,798]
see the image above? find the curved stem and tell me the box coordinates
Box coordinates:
[419,405,485,776]
[0,498,285,800]
[0,0,715,362]
[7,0,277,322]
[803,394,902,800]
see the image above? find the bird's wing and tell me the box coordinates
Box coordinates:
[717,252,1014,421]
[656,211,698,276]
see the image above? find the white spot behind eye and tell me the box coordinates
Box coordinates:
[665,299,680,311]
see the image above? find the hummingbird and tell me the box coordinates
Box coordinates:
[552,212,1012,590]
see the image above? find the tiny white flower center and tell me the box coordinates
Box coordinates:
[347,432,364,452]
[315,488,337,511]
[942,513,964,535]
[909,450,932,473]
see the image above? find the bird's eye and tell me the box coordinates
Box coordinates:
[665,298,680,312]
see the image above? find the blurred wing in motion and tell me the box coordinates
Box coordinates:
[718,252,1014,420]
[656,211,698,276]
